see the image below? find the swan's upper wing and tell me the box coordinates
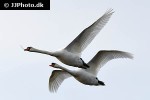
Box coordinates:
[86,50,133,76]
[49,70,71,92]
[65,9,114,54]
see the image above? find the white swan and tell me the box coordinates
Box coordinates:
[24,9,114,69]
[49,50,133,92]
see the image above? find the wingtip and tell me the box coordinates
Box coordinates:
[49,85,58,93]
[129,53,134,60]
[126,52,134,59]
[106,8,115,14]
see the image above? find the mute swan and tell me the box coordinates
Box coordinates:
[24,9,114,69]
[49,50,133,92]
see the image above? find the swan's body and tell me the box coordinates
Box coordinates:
[73,70,103,85]
[24,9,114,69]
[49,50,133,92]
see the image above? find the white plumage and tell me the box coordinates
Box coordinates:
[49,50,133,92]
[24,9,114,69]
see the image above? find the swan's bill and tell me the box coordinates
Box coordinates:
[24,47,32,51]
[49,63,56,67]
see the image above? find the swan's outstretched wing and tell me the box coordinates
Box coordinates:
[65,9,114,54]
[49,70,71,92]
[86,50,133,76]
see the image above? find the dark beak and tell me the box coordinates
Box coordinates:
[24,47,30,51]
[49,64,52,67]
[24,48,28,51]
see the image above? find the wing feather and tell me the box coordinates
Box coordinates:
[49,70,71,92]
[86,50,133,76]
[65,9,114,53]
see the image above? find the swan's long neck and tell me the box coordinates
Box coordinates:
[30,48,56,56]
[57,65,76,76]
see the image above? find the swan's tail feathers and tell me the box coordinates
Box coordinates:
[98,80,105,86]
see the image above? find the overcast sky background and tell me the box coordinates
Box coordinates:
[0,0,150,100]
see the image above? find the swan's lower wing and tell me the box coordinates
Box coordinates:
[49,70,71,92]
[65,9,114,54]
[86,50,133,76]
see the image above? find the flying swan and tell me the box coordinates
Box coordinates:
[24,9,114,69]
[49,50,133,92]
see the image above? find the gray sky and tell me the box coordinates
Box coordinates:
[0,0,150,100]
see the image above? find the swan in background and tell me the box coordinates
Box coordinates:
[49,50,133,92]
[24,9,114,69]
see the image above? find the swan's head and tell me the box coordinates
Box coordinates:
[49,63,60,68]
[24,47,34,51]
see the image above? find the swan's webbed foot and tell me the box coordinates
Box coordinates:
[80,58,90,69]
[98,80,105,86]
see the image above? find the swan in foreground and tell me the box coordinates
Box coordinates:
[24,9,114,69]
[49,50,133,92]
